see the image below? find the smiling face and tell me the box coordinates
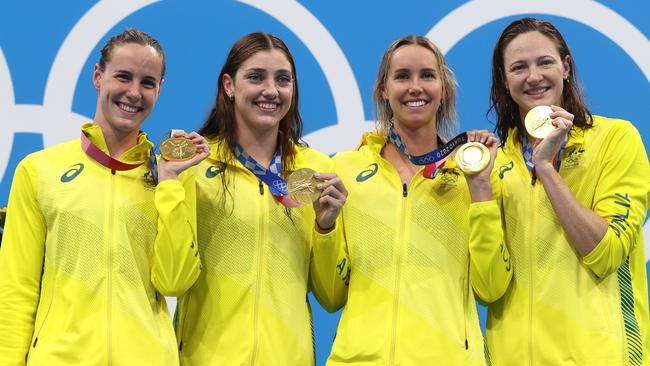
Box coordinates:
[93,42,163,138]
[503,31,570,121]
[222,49,293,137]
[381,44,442,131]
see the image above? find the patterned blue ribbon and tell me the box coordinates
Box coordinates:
[149,147,158,185]
[388,127,468,178]
[520,134,567,174]
[388,127,468,165]
[234,144,287,196]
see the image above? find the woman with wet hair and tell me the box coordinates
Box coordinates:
[314,35,512,365]
[175,32,347,365]
[0,28,209,365]
[486,17,650,365]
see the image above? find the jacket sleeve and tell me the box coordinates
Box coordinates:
[468,171,513,303]
[583,121,650,278]
[308,155,350,313]
[309,218,349,313]
[151,167,201,296]
[0,157,46,366]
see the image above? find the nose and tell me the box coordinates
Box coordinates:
[526,66,543,84]
[262,81,279,99]
[125,82,142,101]
[408,78,423,94]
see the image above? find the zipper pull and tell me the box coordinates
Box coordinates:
[531,175,537,186]
[258,180,264,195]
[402,183,408,197]
[111,169,116,175]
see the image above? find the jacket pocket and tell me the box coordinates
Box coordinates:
[31,276,57,350]
[176,293,192,352]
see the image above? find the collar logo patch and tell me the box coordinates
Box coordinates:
[143,170,156,190]
[60,163,84,183]
[564,148,585,168]
[206,163,225,178]
[498,161,514,179]
[439,168,460,187]
[356,163,378,182]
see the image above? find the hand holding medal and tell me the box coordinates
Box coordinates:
[157,130,210,181]
[302,170,347,233]
[160,130,198,161]
[458,130,498,175]
[526,105,573,169]
[287,168,322,206]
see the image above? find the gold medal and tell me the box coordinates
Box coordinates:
[524,105,555,139]
[287,168,321,206]
[160,131,197,161]
[455,142,489,175]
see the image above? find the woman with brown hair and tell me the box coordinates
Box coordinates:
[486,17,650,365]
[174,32,347,365]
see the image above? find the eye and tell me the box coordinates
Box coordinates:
[276,74,293,86]
[510,64,526,73]
[115,72,132,82]
[247,72,263,82]
[539,58,555,67]
[394,71,409,80]
[421,70,437,80]
[141,79,157,89]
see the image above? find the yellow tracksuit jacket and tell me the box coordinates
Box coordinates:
[175,141,343,366]
[311,132,512,365]
[487,116,650,365]
[0,123,201,366]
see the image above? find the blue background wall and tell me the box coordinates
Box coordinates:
[0,1,648,364]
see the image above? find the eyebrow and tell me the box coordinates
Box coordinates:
[114,69,160,84]
[392,67,437,73]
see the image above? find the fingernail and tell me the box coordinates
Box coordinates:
[317,183,323,190]
[314,172,320,178]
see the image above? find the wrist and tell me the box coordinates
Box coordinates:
[157,167,179,182]
[315,219,335,234]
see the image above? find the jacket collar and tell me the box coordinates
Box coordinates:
[81,122,153,164]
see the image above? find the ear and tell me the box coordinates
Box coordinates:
[380,84,388,101]
[92,64,102,91]
[222,73,234,97]
[562,55,571,80]
[157,78,164,97]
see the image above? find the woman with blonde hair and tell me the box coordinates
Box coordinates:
[313,35,512,365]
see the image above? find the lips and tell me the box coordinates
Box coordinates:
[403,99,428,108]
[115,101,142,114]
[255,101,280,112]
[524,86,550,97]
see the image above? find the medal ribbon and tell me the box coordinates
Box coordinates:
[388,127,468,179]
[234,144,300,208]
[81,132,158,185]
[520,134,567,180]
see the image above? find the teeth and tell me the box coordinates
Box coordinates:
[258,103,278,110]
[405,100,426,107]
[118,103,138,113]
[527,87,547,95]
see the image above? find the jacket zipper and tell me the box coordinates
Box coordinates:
[389,182,409,365]
[107,169,116,365]
[527,179,536,366]
[464,260,470,350]
[250,179,266,365]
